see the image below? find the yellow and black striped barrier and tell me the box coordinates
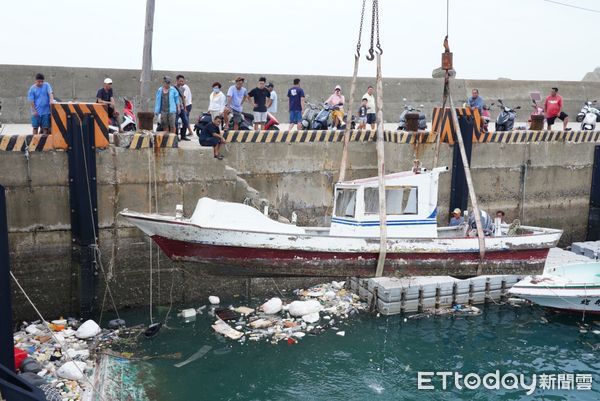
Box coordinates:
[50,102,110,149]
[3,129,600,151]
[127,131,179,149]
[431,107,482,144]
[476,130,600,143]
[0,134,55,151]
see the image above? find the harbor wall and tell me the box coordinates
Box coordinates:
[2,64,600,125]
[1,140,596,319]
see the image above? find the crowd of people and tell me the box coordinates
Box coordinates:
[26,74,574,156]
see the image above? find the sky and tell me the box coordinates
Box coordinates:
[1,0,599,81]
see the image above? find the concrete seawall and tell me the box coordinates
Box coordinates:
[2,64,600,125]
[1,139,596,319]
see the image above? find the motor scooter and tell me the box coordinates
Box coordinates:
[108,98,137,133]
[579,100,600,130]
[493,99,520,131]
[397,101,427,131]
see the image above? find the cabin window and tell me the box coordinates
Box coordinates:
[334,188,357,218]
[364,187,418,215]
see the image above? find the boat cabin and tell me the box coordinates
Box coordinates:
[330,167,448,238]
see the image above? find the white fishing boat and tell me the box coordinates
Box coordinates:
[509,261,600,313]
[120,166,562,277]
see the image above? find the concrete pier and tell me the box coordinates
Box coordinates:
[1,137,597,319]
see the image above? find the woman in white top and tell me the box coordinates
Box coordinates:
[208,82,227,121]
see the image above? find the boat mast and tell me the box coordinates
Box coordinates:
[338,0,366,183]
[434,0,486,271]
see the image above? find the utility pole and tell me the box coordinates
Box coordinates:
[140,0,155,112]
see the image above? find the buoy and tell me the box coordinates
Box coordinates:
[144,322,162,338]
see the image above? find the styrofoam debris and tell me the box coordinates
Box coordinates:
[75,320,101,339]
[209,296,220,305]
[288,300,322,317]
[180,308,197,319]
[302,312,320,323]
[336,331,346,336]
[260,298,283,314]
[57,361,87,381]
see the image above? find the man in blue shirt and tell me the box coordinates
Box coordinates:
[287,78,305,131]
[466,88,484,112]
[27,73,55,135]
[154,76,181,133]
[225,77,248,130]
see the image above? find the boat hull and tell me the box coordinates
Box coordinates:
[119,211,561,277]
[510,284,600,314]
[152,234,550,277]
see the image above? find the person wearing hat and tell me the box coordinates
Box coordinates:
[154,76,181,134]
[226,76,248,130]
[96,78,115,123]
[325,85,345,129]
[266,82,277,116]
[449,208,464,226]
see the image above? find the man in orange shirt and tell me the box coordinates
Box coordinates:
[544,87,570,131]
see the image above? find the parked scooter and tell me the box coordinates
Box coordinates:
[576,100,600,130]
[108,98,137,133]
[195,110,266,134]
[397,101,427,130]
[263,112,280,130]
[493,99,520,131]
[301,101,320,129]
[312,103,335,130]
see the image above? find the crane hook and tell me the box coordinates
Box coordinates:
[366,48,375,61]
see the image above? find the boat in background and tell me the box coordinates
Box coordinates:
[120,166,562,277]
[509,262,600,313]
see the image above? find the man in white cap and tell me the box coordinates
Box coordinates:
[449,208,464,226]
[326,85,345,129]
[97,78,116,124]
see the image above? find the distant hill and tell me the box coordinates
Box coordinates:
[583,67,600,82]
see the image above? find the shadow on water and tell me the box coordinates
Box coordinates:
[97,301,599,401]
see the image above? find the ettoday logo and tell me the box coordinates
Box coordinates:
[417,371,593,395]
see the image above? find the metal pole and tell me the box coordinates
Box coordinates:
[140,0,155,112]
[448,94,486,266]
[0,185,15,371]
[339,55,360,183]
[374,52,387,277]
[432,72,449,169]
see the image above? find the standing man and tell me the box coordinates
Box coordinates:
[248,77,272,131]
[175,75,193,140]
[226,77,248,131]
[28,73,55,135]
[287,78,305,131]
[267,82,278,117]
[362,85,376,130]
[96,78,116,126]
[544,87,570,131]
[154,76,180,134]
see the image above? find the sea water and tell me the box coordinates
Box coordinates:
[108,303,600,401]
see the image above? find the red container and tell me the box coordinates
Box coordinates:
[14,347,28,370]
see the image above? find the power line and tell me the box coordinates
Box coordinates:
[543,0,600,14]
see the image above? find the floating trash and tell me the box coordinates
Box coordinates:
[208,281,367,345]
